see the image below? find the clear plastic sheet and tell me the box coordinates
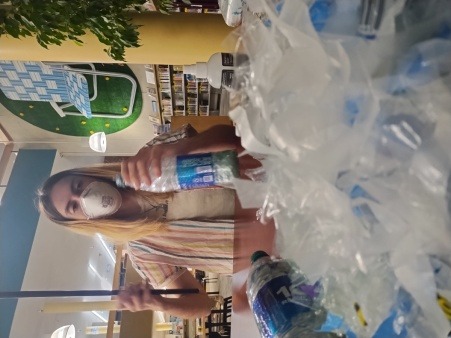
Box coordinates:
[230,0,451,337]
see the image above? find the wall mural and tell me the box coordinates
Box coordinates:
[0,62,142,137]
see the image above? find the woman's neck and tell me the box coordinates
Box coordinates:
[115,190,168,220]
[114,190,143,218]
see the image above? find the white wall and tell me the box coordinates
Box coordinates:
[9,155,120,338]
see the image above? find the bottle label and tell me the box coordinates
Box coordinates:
[221,53,234,66]
[251,275,314,337]
[176,153,216,189]
[222,70,234,88]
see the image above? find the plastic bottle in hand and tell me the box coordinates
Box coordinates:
[246,251,337,338]
[115,150,239,193]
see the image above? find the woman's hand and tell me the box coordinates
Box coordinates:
[117,271,214,318]
[121,124,242,190]
[117,282,164,312]
[121,142,184,190]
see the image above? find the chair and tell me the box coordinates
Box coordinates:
[195,270,206,281]
[45,62,137,119]
[0,60,92,118]
[203,275,220,295]
[205,296,232,338]
[0,60,137,119]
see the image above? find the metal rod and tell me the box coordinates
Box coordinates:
[0,288,199,299]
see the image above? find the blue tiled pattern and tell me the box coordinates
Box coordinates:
[63,71,92,118]
[0,61,92,118]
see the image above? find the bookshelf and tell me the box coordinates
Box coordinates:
[168,0,221,13]
[156,65,173,117]
[155,64,222,123]
[172,65,186,116]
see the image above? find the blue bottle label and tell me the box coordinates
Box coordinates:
[176,153,216,189]
[251,275,313,338]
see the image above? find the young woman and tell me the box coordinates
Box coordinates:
[38,124,276,318]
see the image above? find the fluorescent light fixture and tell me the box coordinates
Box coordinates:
[96,234,116,264]
[155,311,165,323]
[88,263,103,280]
[91,311,108,323]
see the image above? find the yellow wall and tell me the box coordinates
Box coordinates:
[0,13,237,65]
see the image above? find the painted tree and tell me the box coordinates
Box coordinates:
[0,0,176,61]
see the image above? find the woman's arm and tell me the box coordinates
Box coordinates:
[117,270,214,318]
[121,124,243,189]
[181,124,243,155]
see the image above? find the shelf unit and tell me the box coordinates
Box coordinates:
[198,78,210,116]
[155,65,222,122]
[168,0,221,13]
[172,65,186,116]
[185,73,198,116]
[156,65,173,117]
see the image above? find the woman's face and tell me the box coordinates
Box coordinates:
[50,174,98,220]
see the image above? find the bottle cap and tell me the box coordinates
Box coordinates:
[250,250,269,263]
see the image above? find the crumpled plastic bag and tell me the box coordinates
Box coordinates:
[229,0,451,336]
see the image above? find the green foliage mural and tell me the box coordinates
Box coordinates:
[0,0,181,60]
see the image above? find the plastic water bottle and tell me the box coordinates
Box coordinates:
[115,150,239,193]
[246,251,338,338]
[309,0,336,32]
[390,39,451,93]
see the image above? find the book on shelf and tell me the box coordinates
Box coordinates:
[173,65,183,72]
[160,83,171,91]
[162,109,173,115]
[174,92,184,100]
[199,83,209,92]
[161,91,171,100]
[199,106,209,115]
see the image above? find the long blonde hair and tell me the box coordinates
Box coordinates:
[37,163,173,242]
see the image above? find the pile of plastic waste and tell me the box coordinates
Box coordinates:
[229,0,451,337]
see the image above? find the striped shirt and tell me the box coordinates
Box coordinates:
[128,124,234,288]
[127,219,234,288]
